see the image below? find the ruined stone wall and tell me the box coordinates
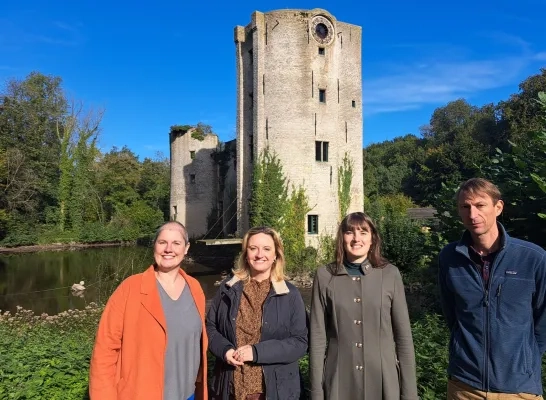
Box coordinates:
[169,129,219,238]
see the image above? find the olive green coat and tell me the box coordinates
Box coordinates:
[309,261,418,400]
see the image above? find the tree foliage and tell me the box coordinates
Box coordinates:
[483,91,546,245]
[430,91,546,247]
[365,194,429,272]
[249,147,288,231]
[0,72,170,245]
[364,68,546,216]
[249,147,311,273]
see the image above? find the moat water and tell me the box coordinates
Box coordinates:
[0,246,312,315]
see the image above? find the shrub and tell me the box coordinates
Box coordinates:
[0,304,102,400]
[365,195,428,272]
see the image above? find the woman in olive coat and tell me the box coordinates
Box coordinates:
[309,212,418,400]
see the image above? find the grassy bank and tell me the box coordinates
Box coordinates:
[0,303,454,399]
[3,297,545,399]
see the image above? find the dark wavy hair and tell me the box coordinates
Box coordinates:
[333,212,388,274]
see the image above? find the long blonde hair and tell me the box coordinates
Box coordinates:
[232,226,287,283]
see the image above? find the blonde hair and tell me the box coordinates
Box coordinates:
[232,226,286,283]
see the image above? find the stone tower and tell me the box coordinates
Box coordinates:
[235,9,364,244]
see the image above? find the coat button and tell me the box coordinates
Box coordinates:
[354,320,362,325]
[355,343,362,348]
[352,277,357,281]
[355,365,363,370]
[356,277,361,281]
[354,298,361,303]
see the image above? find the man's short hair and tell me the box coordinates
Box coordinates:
[455,178,502,204]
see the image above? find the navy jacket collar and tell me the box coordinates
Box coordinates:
[455,221,509,258]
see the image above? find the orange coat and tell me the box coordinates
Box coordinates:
[89,265,208,400]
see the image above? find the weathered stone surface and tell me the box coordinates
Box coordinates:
[171,8,364,245]
[170,128,219,238]
[235,8,364,246]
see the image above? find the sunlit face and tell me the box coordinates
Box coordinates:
[246,233,276,280]
[458,191,503,238]
[153,225,189,271]
[343,223,372,264]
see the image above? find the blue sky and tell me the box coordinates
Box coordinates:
[1,0,545,159]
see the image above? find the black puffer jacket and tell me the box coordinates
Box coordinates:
[206,275,308,400]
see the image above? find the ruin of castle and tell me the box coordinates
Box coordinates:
[170,8,364,246]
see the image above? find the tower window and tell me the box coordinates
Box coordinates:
[307,215,319,234]
[318,47,325,55]
[319,89,326,103]
[352,100,356,108]
[190,174,196,183]
[315,141,329,162]
[190,151,195,159]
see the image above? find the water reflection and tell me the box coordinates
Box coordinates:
[0,246,222,315]
[0,246,312,315]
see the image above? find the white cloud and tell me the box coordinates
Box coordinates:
[0,17,83,48]
[24,33,80,46]
[364,49,544,116]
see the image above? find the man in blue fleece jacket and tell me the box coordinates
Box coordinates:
[439,177,546,399]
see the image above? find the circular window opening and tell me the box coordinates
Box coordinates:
[315,23,328,39]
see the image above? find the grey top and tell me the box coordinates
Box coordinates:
[157,280,202,400]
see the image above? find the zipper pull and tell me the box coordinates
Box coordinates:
[484,289,489,307]
[496,284,502,297]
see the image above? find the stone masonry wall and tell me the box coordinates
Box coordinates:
[235,8,364,245]
[170,129,219,238]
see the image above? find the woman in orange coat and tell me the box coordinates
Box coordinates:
[89,221,208,400]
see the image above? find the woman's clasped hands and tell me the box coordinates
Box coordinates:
[225,345,254,366]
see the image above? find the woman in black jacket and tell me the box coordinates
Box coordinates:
[206,226,308,400]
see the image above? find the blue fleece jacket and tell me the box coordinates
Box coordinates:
[439,223,546,395]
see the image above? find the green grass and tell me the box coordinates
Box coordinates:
[2,304,545,399]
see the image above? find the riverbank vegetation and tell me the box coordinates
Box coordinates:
[0,72,179,248]
[1,69,545,398]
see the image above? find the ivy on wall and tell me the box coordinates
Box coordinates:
[337,152,354,220]
[249,147,288,231]
[249,147,311,272]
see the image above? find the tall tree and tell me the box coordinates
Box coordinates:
[138,153,170,220]
[409,100,496,204]
[363,134,424,199]
[67,105,103,232]
[497,68,546,145]
[95,146,141,221]
[0,72,67,221]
